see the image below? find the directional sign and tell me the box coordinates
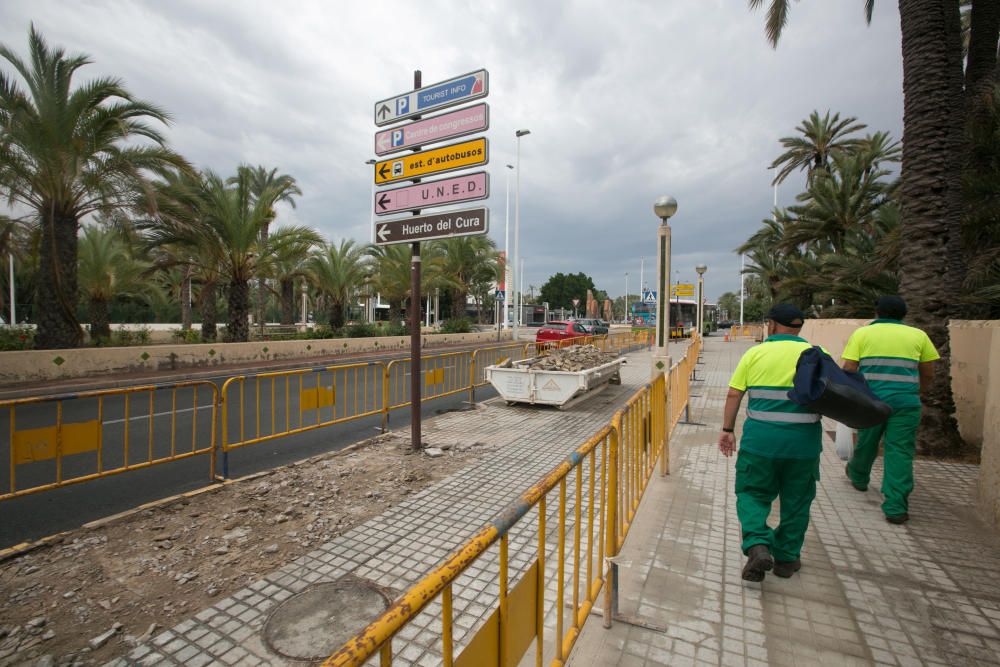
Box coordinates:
[374,207,489,246]
[375,103,489,156]
[642,290,657,304]
[375,172,489,216]
[671,283,695,297]
[374,69,488,127]
[374,137,488,185]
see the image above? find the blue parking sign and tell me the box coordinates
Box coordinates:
[392,129,404,147]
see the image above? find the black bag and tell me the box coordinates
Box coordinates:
[787,346,893,429]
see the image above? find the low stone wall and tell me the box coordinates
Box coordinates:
[798,318,867,361]
[801,317,1000,530]
[980,330,1000,530]
[0,331,512,385]
[948,321,1000,447]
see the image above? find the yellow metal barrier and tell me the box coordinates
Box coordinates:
[324,338,697,667]
[220,361,386,475]
[386,351,472,413]
[0,334,658,504]
[1,381,217,501]
[728,324,765,341]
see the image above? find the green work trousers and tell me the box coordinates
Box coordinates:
[735,450,819,562]
[847,406,922,517]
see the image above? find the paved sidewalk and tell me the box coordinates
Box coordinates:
[109,342,682,666]
[569,337,1000,667]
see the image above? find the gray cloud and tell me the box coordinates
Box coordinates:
[0,0,903,303]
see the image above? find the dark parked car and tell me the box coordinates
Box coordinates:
[572,318,609,335]
[536,321,591,342]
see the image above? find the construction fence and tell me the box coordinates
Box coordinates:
[0,331,651,502]
[325,334,704,667]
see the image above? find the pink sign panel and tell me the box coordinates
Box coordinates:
[374,172,489,216]
[374,103,489,156]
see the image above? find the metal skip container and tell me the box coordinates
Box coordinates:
[485,356,624,408]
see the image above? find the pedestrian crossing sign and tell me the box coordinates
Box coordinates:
[643,289,657,304]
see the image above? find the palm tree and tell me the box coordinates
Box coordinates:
[309,239,370,329]
[78,224,150,340]
[768,110,867,186]
[430,236,499,319]
[749,0,973,452]
[367,244,412,320]
[265,226,322,325]
[235,165,302,332]
[0,27,188,348]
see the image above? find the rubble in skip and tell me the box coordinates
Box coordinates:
[526,345,621,372]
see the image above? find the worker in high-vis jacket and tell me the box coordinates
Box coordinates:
[841,295,939,525]
[719,304,821,582]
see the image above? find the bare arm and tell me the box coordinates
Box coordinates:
[842,359,859,373]
[918,361,935,395]
[718,388,745,457]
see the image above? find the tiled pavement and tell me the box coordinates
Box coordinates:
[109,341,685,666]
[569,337,1000,667]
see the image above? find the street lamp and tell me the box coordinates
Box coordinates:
[624,272,629,324]
[513,129,530,340]
[695,264,707,339]
[652,196,677,378]
[503,164,514,330]
[365,159,377,243]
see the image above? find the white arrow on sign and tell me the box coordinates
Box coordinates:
[376,133,391,153]
[376,224,390,242]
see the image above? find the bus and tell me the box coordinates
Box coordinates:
[631,299,698,337]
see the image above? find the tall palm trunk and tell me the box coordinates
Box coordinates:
[227,278,251,342]
[328,302,346,329]
[897,0,965,454]
[280,277,296,325]
[35,211,83,349]
[451,289,467,319]
[181,266,193,330]
[257,222,271,334]
[199,281,218,342]
[88,298,111,342]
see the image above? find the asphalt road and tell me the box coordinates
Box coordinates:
[0,349,503,549]
[0,334,652,549]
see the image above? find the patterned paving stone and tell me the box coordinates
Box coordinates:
[569,337,1000,667]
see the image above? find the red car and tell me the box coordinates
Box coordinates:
[535,320,591,342]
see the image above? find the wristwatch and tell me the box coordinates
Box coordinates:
[722,427,734,433]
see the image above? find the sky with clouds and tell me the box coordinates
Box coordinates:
[0,0,905,303]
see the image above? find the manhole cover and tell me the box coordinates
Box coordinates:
[263,576,392,661]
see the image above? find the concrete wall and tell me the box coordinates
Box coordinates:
[0,331,512,385]
[948,321,1000,447]
[800,317,1000,530]
[979,328,1000,530]
[799,318,867,361]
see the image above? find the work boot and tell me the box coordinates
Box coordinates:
[741,544,773,582]
[885,513,909,525]
[846,463,867,492]
[773,559,802,578]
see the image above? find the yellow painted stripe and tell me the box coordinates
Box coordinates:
[13,420,100,464]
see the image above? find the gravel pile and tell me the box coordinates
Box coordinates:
[526,345,621,372]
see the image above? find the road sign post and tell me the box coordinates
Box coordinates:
[375,103,489,156]
[375,172,489,216]
[374,207,489,246]
[374,69,488,126]
[374,137,488,185]
[372,68,490,452]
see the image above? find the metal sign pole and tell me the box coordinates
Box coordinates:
[410,69,423,452]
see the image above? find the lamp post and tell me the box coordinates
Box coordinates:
[365,159,377,243]
[652,196,677,378]
[695,264,707,339]
[503,164,514,330]
[513,129,530,340]
[624,272,629,324]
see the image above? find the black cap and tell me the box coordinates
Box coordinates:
[766,303,805,328]
[876,295,907,320]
